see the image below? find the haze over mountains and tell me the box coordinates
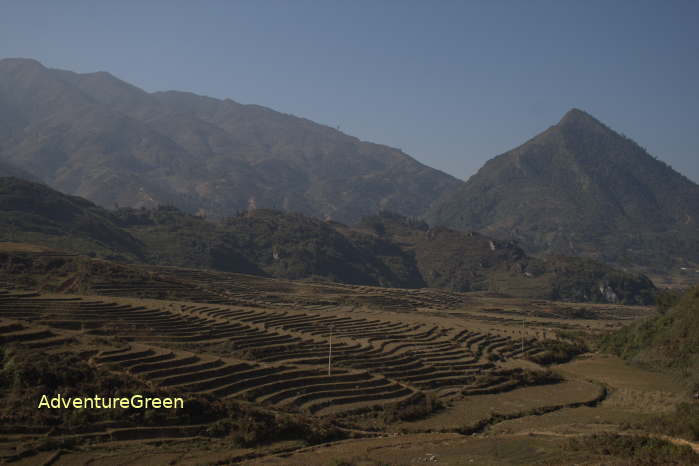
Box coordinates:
[0,58,460,223]
[0,158,38,182]
[1,58,698,275]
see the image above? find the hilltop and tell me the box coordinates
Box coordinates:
[115,206,422,288]
[0,177,143,260]
[427,109,699,274]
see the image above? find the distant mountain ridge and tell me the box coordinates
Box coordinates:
[427,109,699,271]
[0,57,461,223]
[0,177,656,304]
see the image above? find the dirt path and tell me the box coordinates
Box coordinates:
[658,434,699,454]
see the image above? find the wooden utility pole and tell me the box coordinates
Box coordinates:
[328,325,333,376]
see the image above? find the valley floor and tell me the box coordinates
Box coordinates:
[0,253,695,465]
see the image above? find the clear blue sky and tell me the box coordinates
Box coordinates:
[2,0,698,182]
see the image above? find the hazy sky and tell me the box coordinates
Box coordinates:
[2,1,698,182]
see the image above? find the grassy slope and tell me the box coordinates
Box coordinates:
[601,285,699,391]
[597,288,699,442]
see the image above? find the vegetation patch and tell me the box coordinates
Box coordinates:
[568,432,699,465]
[636,402,699,441]
[380,392,443,423]
[527,339,588,365]
[465,368,563,395]
[600,285,699,390]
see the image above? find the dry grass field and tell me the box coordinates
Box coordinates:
[0,247,696,465]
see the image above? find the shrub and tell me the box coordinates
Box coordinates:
[640,403,699,441]
[527,339,587,365]
[568,432,699,464]
[381,392,442,423]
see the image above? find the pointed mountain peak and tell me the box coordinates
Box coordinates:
[86,70,119,80]
[557,108,604,129]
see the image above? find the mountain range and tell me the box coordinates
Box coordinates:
[0,58,460,224]
[1,58,698,276]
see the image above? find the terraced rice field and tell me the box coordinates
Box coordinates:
[0,288,557,418]
[0,264,660,465]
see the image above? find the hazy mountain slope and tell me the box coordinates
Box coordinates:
[426,109,699,270]
[0,58,461,223]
